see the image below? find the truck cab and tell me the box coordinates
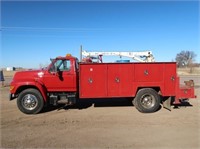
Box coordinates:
[44,55,78,92]
[10,54,79,114]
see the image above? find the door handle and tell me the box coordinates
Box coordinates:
[171,76,175,81]
[115,77,120,83]
[88,78,93,84]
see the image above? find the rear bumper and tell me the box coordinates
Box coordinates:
[174,79,197,104]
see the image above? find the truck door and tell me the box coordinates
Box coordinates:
[44,59,76,92]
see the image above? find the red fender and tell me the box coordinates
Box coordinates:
[11,81,47,101]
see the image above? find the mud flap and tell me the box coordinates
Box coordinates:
[163,97,171,111]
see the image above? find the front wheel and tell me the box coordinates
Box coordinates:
[17,88,44,114]
[133,88,160,113]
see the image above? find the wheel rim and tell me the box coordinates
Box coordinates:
[140,94,156,109]
[21,94,38,111]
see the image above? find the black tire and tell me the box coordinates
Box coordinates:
[133,88,160,113]
[17,88,44,114]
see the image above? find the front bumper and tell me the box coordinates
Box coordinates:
[9,94,17,100]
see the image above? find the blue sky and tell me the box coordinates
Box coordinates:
[1,1,200,68]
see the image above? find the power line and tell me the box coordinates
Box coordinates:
[1,26,107,32]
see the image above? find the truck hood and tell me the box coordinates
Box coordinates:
[12,70,45,81]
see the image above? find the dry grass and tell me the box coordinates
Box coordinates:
[178,67,200,75]
[3,71,17,77]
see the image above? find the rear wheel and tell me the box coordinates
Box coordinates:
[133,88,160,113]
[17,88,44,114]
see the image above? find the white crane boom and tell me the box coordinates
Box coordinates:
[82,50,155,62]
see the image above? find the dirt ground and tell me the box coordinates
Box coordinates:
[0,75,200,149]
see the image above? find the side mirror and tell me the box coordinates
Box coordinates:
[51,71,59,76]
[49,64,58,75]
[51,67,62,77]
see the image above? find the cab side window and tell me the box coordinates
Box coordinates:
[50,60,71,72]
[59,60,71,71]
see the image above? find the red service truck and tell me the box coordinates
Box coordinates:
[10,53,196,114]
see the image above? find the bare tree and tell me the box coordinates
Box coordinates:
[175,50,196,68]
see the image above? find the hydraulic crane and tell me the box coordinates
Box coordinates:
[81,50,155,63]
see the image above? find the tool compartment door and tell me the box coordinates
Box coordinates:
[134,63,163,82]
[107,64,133,97]
[119,64,134,96]
[107,64,120,96]
[80,64,107,98]
[163,63,176,96]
